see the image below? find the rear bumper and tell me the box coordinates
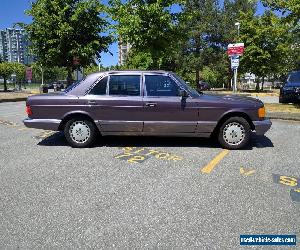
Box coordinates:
[23,118,61,131]
[253,119,272,135]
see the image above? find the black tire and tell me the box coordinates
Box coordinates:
[218,117,251,150]
[64,118,98,148]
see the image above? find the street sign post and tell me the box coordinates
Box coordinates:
[227,43,244,57]
[230,55,239,69]
[228,43,244,93]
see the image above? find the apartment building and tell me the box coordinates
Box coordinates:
[0,28,34,64]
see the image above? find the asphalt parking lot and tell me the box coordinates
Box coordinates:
[0,101,299,249]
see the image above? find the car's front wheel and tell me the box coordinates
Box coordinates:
[64,118,98,148]
[218,117,251,149]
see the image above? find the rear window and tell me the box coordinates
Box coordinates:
[64,81,81,93]
[89,77,107,95]
[109,75,140,96]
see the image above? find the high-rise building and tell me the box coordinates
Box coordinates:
[0,28,35,64]
[118,39,131,65]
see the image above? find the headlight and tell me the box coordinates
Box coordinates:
[283,87,294,91]
[258,106,266,119]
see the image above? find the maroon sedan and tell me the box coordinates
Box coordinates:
[24,71,271,149]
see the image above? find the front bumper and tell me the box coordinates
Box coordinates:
[253,119,272,135]
[23,118,61,131]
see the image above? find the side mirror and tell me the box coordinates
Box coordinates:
[178,89,189,98]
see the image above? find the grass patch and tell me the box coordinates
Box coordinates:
[265,103,300,113]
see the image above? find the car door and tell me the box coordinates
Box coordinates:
[86,73,143,133]
[142,73,198,134]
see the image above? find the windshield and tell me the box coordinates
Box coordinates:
[286,71,300,86]
[171,73,201,97]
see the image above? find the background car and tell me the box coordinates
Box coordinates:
[197,81,211,91]
[279,71,300,103]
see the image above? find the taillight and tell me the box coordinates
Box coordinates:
[26,105,32,116]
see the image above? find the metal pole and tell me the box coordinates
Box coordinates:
[234,68,238,93]
[41,66,44,85]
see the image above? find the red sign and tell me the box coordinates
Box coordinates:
[73,56,80,66]
[26,67,32,80]
[227,43,244,56]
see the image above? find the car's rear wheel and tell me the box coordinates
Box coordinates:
[64,118,97,148]
[218,117,251,149]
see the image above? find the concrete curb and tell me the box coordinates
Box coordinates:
[0,97,28,103]
[267,112,300,122]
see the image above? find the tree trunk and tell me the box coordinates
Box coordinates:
[261,76,265,91]
[196,70,200,87]
[255,78,260,92]
[66,67,73,87]
[3,77,7,92]
[195,36,201,87]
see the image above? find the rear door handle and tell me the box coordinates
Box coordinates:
[145,102,157,107]
[88,100,97,105]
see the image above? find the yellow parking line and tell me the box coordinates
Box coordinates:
[201,149,229,174]
[18,127,28,131]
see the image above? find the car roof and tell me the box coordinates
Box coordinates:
[103,70,171,74]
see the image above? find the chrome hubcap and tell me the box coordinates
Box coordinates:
[69,121,90,144]
[223,122,245,146]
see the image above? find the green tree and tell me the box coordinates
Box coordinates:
[31,63,67,83]
[262,0,300,71]
[173,0,256,88]
[239,11,294,90]
[109,0,181,69]
[0,62,14,92]
[125,51,154,70]
[262,0,300,23]
[26,0,111,85]
[12,63,26,90]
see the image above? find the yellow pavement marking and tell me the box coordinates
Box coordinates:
[18,127,28,131]
[240,167,256,176]
[201,149,229,174]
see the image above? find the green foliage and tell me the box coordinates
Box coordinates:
[125,51,154,70]
[12,63,26,82]
[201,66,222,87]
[26,0,112,83]
[262,0,300,24]
[0,62,15,91]
[31,63,67,83]
[239,10,295,89]
[109,0,181,68]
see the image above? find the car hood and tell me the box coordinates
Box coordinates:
[197,94,264,107]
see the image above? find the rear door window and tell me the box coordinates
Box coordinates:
[109,75,141,96]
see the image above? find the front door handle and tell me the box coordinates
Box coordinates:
[88,100,97,105]
[145,102,157,107]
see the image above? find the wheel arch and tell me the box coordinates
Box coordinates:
[58,112,97,131]
[212,111,255,136]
